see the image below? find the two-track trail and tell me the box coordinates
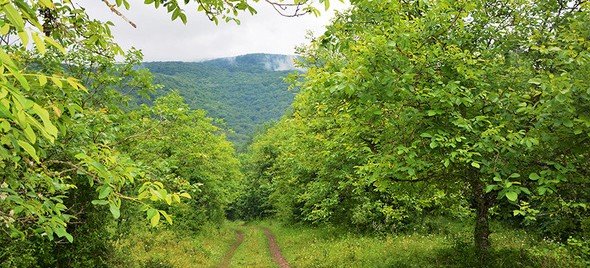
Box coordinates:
[217,230,245,268]
[263,227,290,268]
[216,225,290,268]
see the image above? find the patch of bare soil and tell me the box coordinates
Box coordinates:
[263,227,290,268]
[217,230,244,268]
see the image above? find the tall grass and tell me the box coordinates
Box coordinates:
[108,217,584,267]
[110,222,239,268]
[259,218,584,268]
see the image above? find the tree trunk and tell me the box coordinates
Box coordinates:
[471,177,491,262]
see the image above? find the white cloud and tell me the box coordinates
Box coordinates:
[80,1,349,61]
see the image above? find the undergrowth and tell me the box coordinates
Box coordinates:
[258,217,584,268]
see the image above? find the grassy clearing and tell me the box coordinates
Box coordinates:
[109,218,583,268]
[258,218,584,268]
[111,222,240,268]
[231,225,276,267]
[111,221,277,268]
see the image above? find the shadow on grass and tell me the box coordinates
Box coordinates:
[381,241,578,268]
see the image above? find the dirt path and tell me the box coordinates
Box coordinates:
[217,230,244,268]
[263,227,290,268]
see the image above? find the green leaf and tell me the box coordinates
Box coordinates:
[520,187,531,195]
[0,48,16,67]
[528,173,540,180]
[528,78,542,85]
[173,194,181,203]
[32,104,56,136]
[50,77,63,88]
[91,200,109,205]
[471,162,480,168]
[0,24,10,35]
[509,173,521,178]
[420,132,432,138]
[485,185,496,193]
[150,211,160,227]
[55,227,69,240]
[23,125,36,144]
[17,31,29,47]
[38,0,55,8]
[7,65,30,90]
[160,210,173,225]
[65,233,73,243]
[172,9,180,20]
[98,186,112,199]
[17,140,39,162]
[44,36,66,54]
[3,4,25,30]
[38,75,47,87]
[146,208,157,219]
[109,203,120,219]
[506,191,518,202]
[32,32,46,54]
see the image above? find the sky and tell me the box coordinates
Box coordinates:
[80,1,349,62]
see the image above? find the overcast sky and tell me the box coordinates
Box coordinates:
[79,1,349,62]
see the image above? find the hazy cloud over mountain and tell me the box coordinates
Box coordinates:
[79,1,349,61]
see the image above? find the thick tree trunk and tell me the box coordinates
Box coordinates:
[471,178,491,262]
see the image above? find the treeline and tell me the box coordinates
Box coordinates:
[235,0,590,262]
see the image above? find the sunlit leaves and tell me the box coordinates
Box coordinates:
[2,3,25,30]
[0,0,271,245]
[251,0,590,247]
[16,140,38,162]
[123,93,242,227]
[138,0,335,24]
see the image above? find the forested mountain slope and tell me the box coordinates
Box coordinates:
[142,54,299,148]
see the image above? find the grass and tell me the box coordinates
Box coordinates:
[258,218,584,268]
[111,222,240,268]
[231,224,276,267]
[110,218,584,267]
[111,221,277,268]
[259,220,448,268]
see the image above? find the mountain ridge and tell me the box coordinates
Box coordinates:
[142,53,300,149]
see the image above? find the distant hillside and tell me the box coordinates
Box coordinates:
[142,54,300,149]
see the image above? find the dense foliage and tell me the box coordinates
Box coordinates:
[0,0,319,266]
[143,54,299,149]
[239,0,590,262]
[122,92,242,227]
[2,0,589,266]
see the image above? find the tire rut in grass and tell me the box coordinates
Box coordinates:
[263,227,290,268]
[217,230,244,268]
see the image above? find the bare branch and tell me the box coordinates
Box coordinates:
[101,0,137,28]
[264,0,312,17]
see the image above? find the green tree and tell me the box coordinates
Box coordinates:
[0,0,335,243]
[121,92,243,227]
[257,0,589,260]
